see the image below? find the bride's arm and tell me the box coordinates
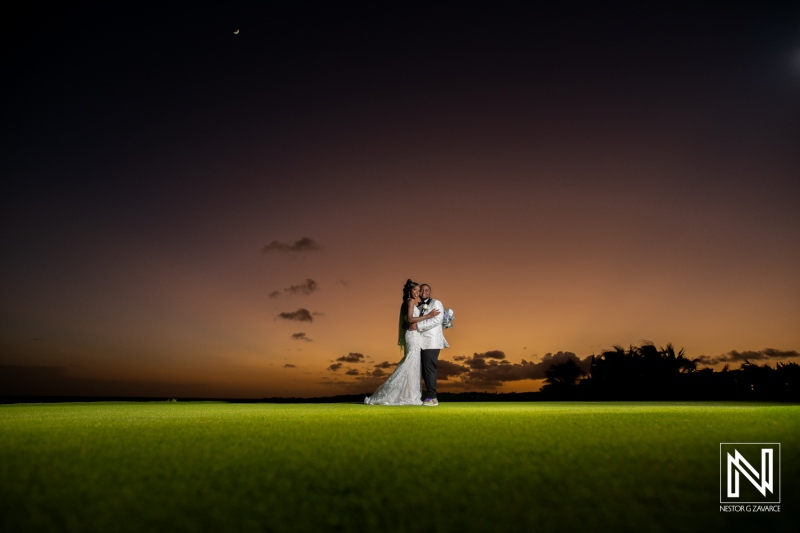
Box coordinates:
[417,299,445,332]
[406,299,440,324]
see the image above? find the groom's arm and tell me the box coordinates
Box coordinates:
[417,300,444,333]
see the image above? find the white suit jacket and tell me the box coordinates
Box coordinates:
[417,298,449,350]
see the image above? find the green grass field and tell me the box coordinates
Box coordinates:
[1,402,797,532]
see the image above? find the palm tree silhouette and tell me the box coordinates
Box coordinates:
[660,343,699,373]
[590,342,694,398]
[544,359,586,388]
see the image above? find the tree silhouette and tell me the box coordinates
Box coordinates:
[587,342,704,399]
[580,344,800,400]
[777,362,800,397]
[541,359,586,398]
[660,343,700,374]
[544,359,585,387]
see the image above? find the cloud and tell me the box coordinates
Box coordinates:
[285,279,319,296]
[474,350,506,360]
[344,369,360,376]
[269,279,320,298]
[697,348,800,365]
[460,350,508,371]
[437,359,470,380]
[336,352,365,363]
[537,352,592,374]
[291,332,312,342]
[374,361,398,369]
[277,308,313,322]
[283,364,296,368]
[336,280,350,288]
[263,237,322,253]
[327,363,343,371]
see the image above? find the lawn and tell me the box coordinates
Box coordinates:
[1,402,797,532]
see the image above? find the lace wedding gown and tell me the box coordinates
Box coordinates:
[365,305,423,406]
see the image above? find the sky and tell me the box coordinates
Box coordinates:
[2,2,799,398]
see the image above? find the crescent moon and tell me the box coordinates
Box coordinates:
[233,29,240,34]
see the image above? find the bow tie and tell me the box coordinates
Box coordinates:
[418,298,431,308]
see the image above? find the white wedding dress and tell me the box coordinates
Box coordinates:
[365,305,423,406]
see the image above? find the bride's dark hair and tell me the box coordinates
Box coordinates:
[402,279,418,301]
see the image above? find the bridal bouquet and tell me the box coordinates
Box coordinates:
[442,308,455,329]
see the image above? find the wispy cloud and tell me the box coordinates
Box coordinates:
[291,332,312,342]
[263,237,322,253]
[285,279,319,296]
[284,364,296,368]
[328,362,343,371]
[269,279,319,298]
[277,309,314,322]
[697,348,800,365]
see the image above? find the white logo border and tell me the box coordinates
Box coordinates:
[719,442,781,504]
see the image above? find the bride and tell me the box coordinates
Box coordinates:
[365,279,440,405]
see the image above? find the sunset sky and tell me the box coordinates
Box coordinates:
[2,2,799,398]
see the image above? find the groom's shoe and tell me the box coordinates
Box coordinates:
[423,398,438,406]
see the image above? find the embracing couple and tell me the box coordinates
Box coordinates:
[365,280,448,406]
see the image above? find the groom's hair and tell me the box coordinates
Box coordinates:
[420,283,431,291]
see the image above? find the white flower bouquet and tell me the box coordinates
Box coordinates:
[442,308,455,329]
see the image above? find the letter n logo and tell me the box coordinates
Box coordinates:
[720,443,780,504]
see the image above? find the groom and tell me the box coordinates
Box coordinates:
[410,283,449,406]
